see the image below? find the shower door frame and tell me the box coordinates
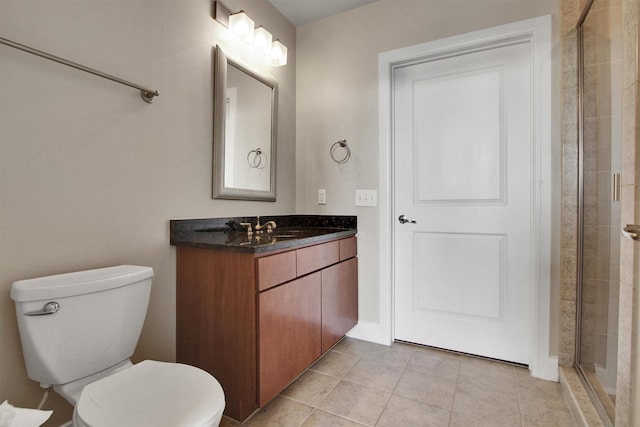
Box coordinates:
[575,0,618,424]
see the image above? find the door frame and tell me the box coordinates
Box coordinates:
[377,15,556,380]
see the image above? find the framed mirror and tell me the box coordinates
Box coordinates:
[212,45,278,201]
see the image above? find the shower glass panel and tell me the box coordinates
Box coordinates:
[577,0,622,424]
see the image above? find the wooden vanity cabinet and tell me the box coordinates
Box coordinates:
[321,257,358,353]
[258,272,322,406]
[176,248,258,421]
[176,236,357,422]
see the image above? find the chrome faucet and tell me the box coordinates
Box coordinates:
[254,216,277,234]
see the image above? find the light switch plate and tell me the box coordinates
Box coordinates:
[355,189,377,207]
[318,189,327,205]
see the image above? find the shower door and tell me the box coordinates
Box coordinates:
[577,0,622,424]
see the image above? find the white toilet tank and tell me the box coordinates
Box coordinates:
[10,265,153,387]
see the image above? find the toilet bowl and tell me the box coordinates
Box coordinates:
[72,361,224,427]
[10,265,226,427]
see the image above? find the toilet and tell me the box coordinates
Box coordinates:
[10,265,225,427]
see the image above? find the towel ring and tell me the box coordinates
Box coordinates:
[247,148,265,169]
[330,139,351,164]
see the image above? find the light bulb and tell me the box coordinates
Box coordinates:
[270,40,287,67]
[229,11,254,45]
[253,26,272,56]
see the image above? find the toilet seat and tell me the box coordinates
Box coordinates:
[74,360,225,427]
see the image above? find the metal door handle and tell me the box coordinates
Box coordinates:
[398,215,417,224]
[622,224,640,241]
[24,301,59,316]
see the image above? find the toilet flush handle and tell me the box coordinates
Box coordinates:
[24,301,59,316]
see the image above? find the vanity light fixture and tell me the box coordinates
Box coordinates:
[228,11,254,45]
[253,26,273,57]
[213,1,287,67]
[270,40,287,66]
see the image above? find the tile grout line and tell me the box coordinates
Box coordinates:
[509,365,527,427]
[514,366,526,427]
[296,407,315,427]
[331,361,389,427]
[371,346,417,426]
[446,354,464,427]
[290,348,365,425]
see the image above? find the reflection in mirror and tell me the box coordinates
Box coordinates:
[213,45,277,201]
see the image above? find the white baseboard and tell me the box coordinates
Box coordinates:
[346,321,392,346]
[532,355,559,381]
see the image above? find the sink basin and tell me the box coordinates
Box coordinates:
[190,226,348,246]
[272,227,346,238]
[270,228,316,239]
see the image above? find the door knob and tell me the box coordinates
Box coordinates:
[398,215,417,224]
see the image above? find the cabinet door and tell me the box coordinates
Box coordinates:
[321,257,358,353]
[258,272,322,406]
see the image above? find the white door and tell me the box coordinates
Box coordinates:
[393,40,532,364]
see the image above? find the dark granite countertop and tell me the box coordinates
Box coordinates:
[170,215,357,253]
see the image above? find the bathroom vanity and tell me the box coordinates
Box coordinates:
[170,216,358,422]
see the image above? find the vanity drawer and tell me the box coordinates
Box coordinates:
[257,251,297,291]
[339,237,357,261]
[296,241,340,277]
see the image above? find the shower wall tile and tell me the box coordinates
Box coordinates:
[583,83,599,118]
[597,226,612,278]
[581,279,597,304]
[620,187,636,285]
[560,21,579,365]
[564,119,578,149]
[618,0,638,415]
[562,248,578,288]
[615,279,635,426]
[560,300,577,364]
[581,188,600,226]
[596,64,614,117]
[617,282,634,385]
[562,194,579,249]
[559,351,575,367]
[581,115,614,173]
[583,225,598,252]
[561,276,578,303]
[563,0,581,35]
[615,375,632,426]
[596,117,613,170]
[621,84,639,186]
[622,0,639,88]
[563,143,579,196]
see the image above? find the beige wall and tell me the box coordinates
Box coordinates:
[0,0,294,424]
[295,0,561,340]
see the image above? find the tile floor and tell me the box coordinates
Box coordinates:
[221,338,577,427]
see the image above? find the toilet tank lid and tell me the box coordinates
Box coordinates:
[10,265,153,302]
